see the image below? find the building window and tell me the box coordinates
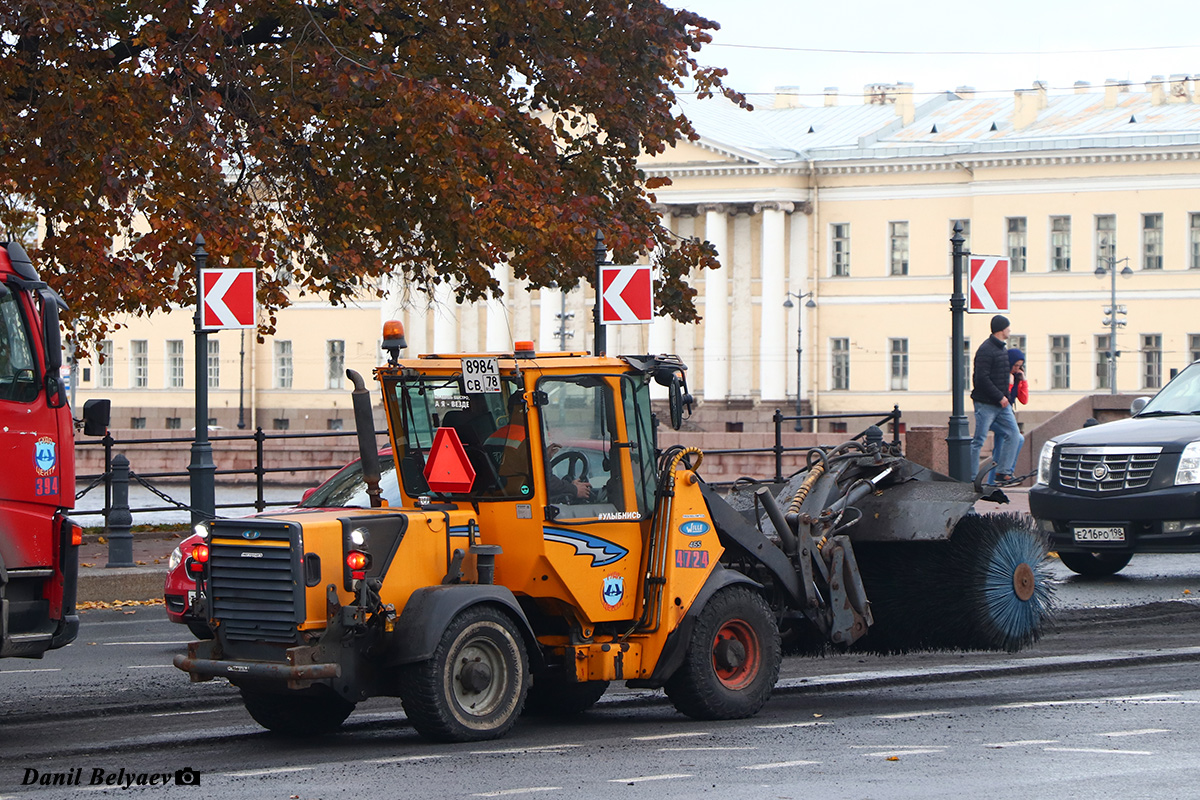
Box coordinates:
[1096,334,1113,391]
[166,417,181,430]
[275,340,293,389]
[1095,214,1117,270]
[889,338,908,391]
[326,340,345,390]
[207,416,217,428]
[327,418,344,431]
[1008,334,1026,354]
[130,417,146,429]
[1143,334,1163,389]
[207,340,220,389]
[130,340,148,388]
[831,223,850,276]
[1006,217,1027,273]
[167,340,184,389]
[1190,334,1200,365]
[889,221,909,276]
[1050,216,1071,272]
[831,338,850,390]
[1142,213,1163,270]
[98,340,113,389]
[81,367,91,383]
[272,417,290,431]
[1050,335,1070,389]
[1191,214,1200,270]
[951,219,971,273]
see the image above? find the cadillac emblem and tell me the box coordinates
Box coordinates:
[1091,463,1110,481]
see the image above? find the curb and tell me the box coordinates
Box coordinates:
[77,567,167,604]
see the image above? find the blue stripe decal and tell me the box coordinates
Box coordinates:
[543,528,629,568]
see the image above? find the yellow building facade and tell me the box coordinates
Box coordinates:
[74,77,1200,433]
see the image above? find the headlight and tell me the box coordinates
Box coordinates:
[168,546,183,571]
[1036,440,1056,485]
[1175,442,1200,485]
[193,523,210,539]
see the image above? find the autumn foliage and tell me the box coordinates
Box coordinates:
[0,1,743,344]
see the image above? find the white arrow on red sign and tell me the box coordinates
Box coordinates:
[968,256,1009,314]
[200,268,256,329]
[600,264,653,325]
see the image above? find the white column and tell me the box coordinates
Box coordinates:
[700,204,731,401]
[673,214,696,372]
[756,202,793,401]
[787,209,811,402]
[432,280,458,353]
[538,286,561,350]
[486,262,511,351]
[512,277,533,343]
[648,207,674,399]
[729,211,754,396]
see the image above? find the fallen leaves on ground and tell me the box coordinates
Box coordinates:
[78,599,164,610]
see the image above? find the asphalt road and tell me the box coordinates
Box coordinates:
[3,555,1200,799]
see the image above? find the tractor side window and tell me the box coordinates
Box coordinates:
[538,376,625,521]
[621,377,657,517]
[0,290,37,403]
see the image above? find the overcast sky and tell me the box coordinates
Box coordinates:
[678,0,1200,103]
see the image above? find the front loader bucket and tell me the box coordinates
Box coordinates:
[845,466,995,544]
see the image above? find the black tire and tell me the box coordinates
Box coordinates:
[399,605,530,742]
[664,586,781,720]
[524,677,609,717]
[187,622,214,640]
[241,687,355,736]
[1059,550,1132,577]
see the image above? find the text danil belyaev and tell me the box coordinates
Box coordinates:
[22,767,201,787]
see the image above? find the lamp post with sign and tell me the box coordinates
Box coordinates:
[1095,254,1132,394]
[189,235,215,523]
[782,291,816,431]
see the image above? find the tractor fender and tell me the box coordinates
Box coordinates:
[625,565,761,689]
[386,584,543,670]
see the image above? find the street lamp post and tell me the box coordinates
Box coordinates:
[782,292,816,431]
[1095,254,1132,394]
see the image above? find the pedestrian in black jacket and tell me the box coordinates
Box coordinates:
[969,315,1022,481]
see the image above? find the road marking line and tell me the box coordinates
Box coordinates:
[631,731,709,741]
[0,668,61,675]
[984,739,1059,748]
[850,744,941,749]
[658,746,757,752]
[1098,728,1171,738]
[608,774,692,783]
[102,641,191,646]
[864,748,947,758]
[128,664,175,669]
[471,744,582,755]
[362,755,447,764]
[996,693,1179,709]
[472,789,561,797]
[740,760,820,770]
[222,767,316,777]
[755,721,832,729]
[1044,747,1153,756]
[875,710,951,720]
[151,709,222,717]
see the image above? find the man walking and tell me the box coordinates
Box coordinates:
[970,315,1021,482]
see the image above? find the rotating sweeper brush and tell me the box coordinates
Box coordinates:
[712,427,1054,656]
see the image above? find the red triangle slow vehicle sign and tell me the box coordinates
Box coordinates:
[423,427,476,494]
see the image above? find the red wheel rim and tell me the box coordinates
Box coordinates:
[711,618,761,690]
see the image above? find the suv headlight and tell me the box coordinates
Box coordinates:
[1036,440,1056,485]
[168,545,183,571]
[1175,442,1200,485]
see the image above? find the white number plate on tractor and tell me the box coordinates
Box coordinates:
[1073,526,1126,542]
[461,357,501,393]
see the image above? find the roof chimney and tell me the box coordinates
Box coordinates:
[1169,74,1192,104]
[774,86,802,109]
[1013,83,1047,131]
[864,82,915,124]
[1104,78,1130,109]
[955,86,975,99]
[1074,81,1091,94]
[1148,75,1166,105]
[824,87,838,107]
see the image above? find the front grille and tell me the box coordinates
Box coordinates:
[207,521,302,643]
[1058,446,1161,493]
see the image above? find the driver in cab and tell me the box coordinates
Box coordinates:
[487,395,591,504]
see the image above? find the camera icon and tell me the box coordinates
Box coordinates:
[174,768,201,786]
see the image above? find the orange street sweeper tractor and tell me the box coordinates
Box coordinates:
[175,324,1053,741]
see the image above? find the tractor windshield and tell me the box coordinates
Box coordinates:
[386,375,535,500]
[0,288,38,403]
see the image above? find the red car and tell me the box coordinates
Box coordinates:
[165,452,398,637]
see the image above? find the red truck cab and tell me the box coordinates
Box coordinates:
[0,240,101,658]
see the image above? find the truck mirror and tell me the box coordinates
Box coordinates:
[669,375,684,430]
[1131,396,1150,415]
[82,398,111,436]
[38,289,63,372]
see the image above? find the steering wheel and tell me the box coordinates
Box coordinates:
[549,450,590,483]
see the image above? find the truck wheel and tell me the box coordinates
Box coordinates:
[1059,550,1132,577]
[399,605,530,742]
[664,586,781,720]
[240,687,354,736]
[524,678,609,717]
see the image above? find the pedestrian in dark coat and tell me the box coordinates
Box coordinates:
[969,315,1022,481]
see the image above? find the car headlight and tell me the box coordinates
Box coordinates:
[168,546,183,571]
[1036,440,1056,485]
[1175,442,1200,485]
